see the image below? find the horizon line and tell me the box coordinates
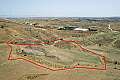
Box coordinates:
[0,16,120,18]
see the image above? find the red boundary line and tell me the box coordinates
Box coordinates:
[6,38,107,71]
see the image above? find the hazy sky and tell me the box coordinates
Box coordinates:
[0,0,120,17]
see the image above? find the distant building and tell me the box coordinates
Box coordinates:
[32,23,39,26]
[74,27,88,31]
[108,24,113,31]
[57,26,65,30]
[25,22,30,25]
[88,26,97,31]
[30,23,33,26]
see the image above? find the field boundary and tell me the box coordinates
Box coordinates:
[6,38,107,71]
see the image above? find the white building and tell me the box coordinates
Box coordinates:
[74,27,88,31]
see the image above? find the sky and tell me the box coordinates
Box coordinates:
[0,0,120,17]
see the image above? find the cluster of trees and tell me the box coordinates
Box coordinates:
[0,24,8,29]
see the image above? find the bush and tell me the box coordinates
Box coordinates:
[113,40,120,48]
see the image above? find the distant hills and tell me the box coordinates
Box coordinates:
[5,17,120,22]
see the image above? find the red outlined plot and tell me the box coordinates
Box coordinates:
[6,38,107,71]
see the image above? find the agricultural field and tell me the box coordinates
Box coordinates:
[0,18,120,80]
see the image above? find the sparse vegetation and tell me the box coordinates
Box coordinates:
[0,18,120,80]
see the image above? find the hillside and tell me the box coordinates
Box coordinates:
[0,18,120,80]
